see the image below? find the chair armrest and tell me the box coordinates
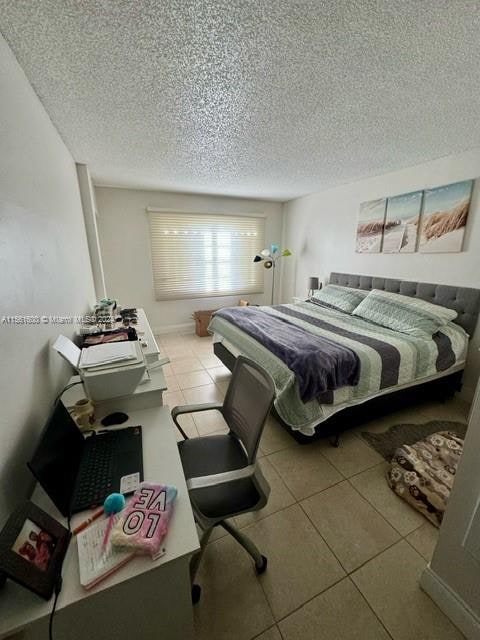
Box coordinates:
[171,403,223,419]
[171,403,224,440]
[186,465,256,490]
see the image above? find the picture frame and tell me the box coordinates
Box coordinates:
[355,198,387,253]
[0,500,71,600]
[419,179,473,253]
[382,190,423,253]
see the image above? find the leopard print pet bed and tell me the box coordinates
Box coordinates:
[387,431,463,527]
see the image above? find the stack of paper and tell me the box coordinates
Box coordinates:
[79,341,138,369]
[77,514,135,589]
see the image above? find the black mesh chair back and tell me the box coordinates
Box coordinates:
[222,356,275,464]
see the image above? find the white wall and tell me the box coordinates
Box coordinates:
[0,35,95,523]
[281,148,480,399]
[95,187,284,331]
[421,380,480,639]
[76,163,107,300]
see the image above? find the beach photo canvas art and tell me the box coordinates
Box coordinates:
[419,180,474,253]
[356,198,387,253]
[382,190,423,253]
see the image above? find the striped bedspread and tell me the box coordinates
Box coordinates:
[208,301,468,436]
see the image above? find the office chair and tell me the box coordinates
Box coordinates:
[171,356,275,604]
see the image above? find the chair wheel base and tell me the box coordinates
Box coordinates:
[255,555,268,574]
[192,584,201,604]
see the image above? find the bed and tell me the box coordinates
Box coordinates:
[209,273,480,439]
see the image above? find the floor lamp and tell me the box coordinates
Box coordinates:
[253,245,292,305]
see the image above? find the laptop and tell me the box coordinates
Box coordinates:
[28,401,143,517]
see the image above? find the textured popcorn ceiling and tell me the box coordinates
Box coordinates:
[1,1,480,200]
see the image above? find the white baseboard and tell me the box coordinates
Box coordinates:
[420,566,480,639]
[152,322,195,335]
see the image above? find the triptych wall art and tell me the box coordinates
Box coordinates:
[355,179,474,254]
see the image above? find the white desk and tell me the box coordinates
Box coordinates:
[0,406,200,640]
[124,308,161,365]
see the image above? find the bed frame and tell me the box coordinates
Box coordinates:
[214,272,480,445]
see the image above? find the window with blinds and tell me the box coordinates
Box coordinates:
[148,211,265,301]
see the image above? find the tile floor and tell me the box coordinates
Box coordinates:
[157,331,471,640]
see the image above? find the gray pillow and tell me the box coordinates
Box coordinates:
[352,289,457,339]
[310,284,368,314]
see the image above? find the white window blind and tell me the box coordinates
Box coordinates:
[148,210,265,301]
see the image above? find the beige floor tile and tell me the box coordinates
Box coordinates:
[189,335,213,347]
[246,504,345,620]
[176,370,213,390]
[193,535,274,640]
[183,383,224,405]
[260,415,297,455]
[350,462,425,536]
[197,352,223,367]
[207,525,229,543]
[171,356,203,375]
[234,458,296,528]
[417,397,470,423]
[406,521,439,562]
[301,481,400,573]
[254,626,282,640]
[161,362,173,376]
[216,380,230,395]
[200,427,230,438]
[157,333,181,346]
[162,389,186,408]
[190,335,213,346]
[193,408,228,435]
[164,374,180,391]
[268,444,342,500]
[174,418,199,441]
[163,344,195,360]
[162,392,196,437]
[319,432,383,477]
[279,577,390,640]
[206,365,231,383]
[182,333,210,345]
[196,522,229,543]
[353,406,431,437]
[351,540,464,640]
[166,334,192,346]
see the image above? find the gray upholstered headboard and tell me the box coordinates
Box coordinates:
[329,272,480,337]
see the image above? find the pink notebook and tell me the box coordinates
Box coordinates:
[110,482,177,559]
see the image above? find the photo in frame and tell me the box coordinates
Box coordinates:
[419,180,473,253]
[382,190,423,253]
[355,198,387,253]
[0,501,71,600]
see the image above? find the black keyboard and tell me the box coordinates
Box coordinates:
[70,426,143,514]
[74,434,116,509]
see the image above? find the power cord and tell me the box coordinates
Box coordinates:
[48,576,63,640]
[48,509,71,639]
[54,380,84,406]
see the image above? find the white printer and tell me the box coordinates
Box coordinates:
[53,335,146,401]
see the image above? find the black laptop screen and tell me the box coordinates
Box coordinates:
[28,401,85,517]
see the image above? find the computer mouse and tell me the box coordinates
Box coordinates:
[101,412,129,427]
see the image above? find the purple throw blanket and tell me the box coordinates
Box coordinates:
[215,307,360,403]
